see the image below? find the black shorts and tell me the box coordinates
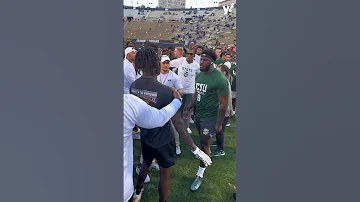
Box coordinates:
[141,139,176,168]
[195,119,217,137]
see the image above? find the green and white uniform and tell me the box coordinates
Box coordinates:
[195,69,229,122]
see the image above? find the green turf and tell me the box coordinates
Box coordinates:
[132,117,237,202]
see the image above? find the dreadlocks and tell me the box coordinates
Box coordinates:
[143,41,159,52]
[134,47,160,76]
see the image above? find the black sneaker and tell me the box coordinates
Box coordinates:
[233,193,236,200]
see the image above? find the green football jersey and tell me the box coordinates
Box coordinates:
[230,63,236,91]
[195,69,229,121]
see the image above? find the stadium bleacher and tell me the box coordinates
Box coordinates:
[123,6,236,48]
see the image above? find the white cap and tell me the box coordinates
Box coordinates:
[224,62,232,69]
[124,47,136,56]
[161,55,170,63]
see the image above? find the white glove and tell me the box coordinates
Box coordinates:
[192,147,212,167]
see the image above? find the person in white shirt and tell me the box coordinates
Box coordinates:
[123,47,142,140]
[158,55,184,155]
[188,41,195,50]
[169,47,185,73]
[123,89,182,202]
[174,49,200,134]
[194,45,203,64]
[123,47,137,94]
[158,55,183,94]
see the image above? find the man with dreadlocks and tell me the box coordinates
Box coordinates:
[133,42,169,181]
[130,47,212,202]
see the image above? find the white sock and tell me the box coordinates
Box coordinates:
[197,166,206,178]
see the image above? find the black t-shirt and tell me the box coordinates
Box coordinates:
[130,77,174,148]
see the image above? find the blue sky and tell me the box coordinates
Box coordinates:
[124,0,223,8]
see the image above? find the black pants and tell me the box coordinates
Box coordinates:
[216,116,230,150]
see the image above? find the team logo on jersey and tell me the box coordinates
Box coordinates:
[196,83,208,93]
[184,71,189,77]
[203,128,209,135]
[131,88,158,103]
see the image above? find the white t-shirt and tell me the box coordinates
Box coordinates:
[123,94,181,202]
[194,54,201,64]
[123,59,136,94]
[169,57,185,73]
[157,70,183,90]
[171,58,200,94]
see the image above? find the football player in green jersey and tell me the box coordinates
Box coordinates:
[184,49,229,192]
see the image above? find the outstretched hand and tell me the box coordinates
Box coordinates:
[192,147,212,167]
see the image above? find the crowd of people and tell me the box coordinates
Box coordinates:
[123,39,237,202]
[124,7,236,48]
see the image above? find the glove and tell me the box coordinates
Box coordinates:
[192,147,212,167]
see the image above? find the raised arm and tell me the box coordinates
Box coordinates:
[169,58,182,67]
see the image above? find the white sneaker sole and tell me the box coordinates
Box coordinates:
[176,148,181,155]
[150,163,160,171]
[132,188,144,202]
[135,167,150,183]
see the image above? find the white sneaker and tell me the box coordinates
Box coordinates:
[189,118,194,124]
[132,188,144,202]
[187,127,192,134]
[226,122,231,127]
[150,161,160,170]
[176,147,181,155]
[135,166,150,183]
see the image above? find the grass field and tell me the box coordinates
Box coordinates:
[132,117,237,202]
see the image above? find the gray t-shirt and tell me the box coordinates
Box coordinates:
[130,77,174,148]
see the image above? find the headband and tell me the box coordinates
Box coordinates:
[201,53,215,61]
